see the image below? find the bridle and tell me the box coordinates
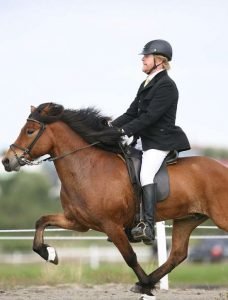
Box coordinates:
[10,118,100,166]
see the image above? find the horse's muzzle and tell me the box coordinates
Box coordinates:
[2,157,12,172]
[2,156,22,172]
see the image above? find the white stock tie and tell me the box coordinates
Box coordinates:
[144,76,151,87]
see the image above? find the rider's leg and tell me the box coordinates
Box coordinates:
[131,149,169,244]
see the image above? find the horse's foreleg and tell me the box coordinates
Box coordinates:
[105,224,153,296]
[146,215,208,288]
[33,213,87,264]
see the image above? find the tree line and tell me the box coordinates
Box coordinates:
[0,169,61,229]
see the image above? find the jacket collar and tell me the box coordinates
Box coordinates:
[138,70,168,94]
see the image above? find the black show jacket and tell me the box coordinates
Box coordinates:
[112,70,190,152]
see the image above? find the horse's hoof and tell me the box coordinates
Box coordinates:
[130,283,143,294]
[33,244,58,264]
[47,246,58,265]
[138,294,156,300]
[130,283,154,297]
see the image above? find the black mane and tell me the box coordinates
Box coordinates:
[29,102,122,153]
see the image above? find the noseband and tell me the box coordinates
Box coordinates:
[10,118,100,166]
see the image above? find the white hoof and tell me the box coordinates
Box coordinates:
[47,246,57,262]
[138,294,156,300]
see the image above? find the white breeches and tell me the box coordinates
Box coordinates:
[140,149,169,186]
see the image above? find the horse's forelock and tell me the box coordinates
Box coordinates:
[48,103,64,117]
[29,102,64,123]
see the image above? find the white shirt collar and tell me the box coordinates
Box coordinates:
[146,68,164,81]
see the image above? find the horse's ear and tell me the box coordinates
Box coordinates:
[30,105,36,113]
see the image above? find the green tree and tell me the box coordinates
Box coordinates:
[0,171,62,229]
[202,147,228,159]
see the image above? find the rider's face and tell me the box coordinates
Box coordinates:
[142,54,155,74]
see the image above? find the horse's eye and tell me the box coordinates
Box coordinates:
[26,129,35,136]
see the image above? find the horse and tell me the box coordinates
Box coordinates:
[2,102,228,296]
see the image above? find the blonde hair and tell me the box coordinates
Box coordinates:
[155,55,170,70]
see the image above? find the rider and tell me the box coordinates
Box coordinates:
[111,39,191,244]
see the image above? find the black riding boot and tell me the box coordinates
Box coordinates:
[131,183,157,245]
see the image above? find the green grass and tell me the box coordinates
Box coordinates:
[0,261,227,288]
[0,262,135,287]
[79,262,228,287]
[169,262,228,287]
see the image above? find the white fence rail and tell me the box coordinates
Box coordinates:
[0,225,227,240]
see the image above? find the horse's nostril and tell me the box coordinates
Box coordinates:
[2,158,9,166]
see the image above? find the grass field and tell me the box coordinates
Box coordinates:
[0,261,227,288]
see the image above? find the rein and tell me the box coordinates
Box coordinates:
[43,141,100,163]
[10,118,100,166]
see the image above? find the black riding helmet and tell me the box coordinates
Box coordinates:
[140,39,172,61]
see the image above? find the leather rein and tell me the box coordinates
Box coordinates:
[10,118,100,166]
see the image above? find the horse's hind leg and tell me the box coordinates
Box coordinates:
[146,215,208,289]
[33,213,88,264]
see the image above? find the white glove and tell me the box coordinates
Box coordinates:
[122,135,134,145]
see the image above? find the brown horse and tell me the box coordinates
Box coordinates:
[2,102,228,296]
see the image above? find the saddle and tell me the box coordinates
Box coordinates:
[120,145,178,202]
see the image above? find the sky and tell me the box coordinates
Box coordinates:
[0,0,228,151]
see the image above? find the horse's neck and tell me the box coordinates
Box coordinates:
[50,123,86,157]
[49,123,125,199]
[50,123,99,183]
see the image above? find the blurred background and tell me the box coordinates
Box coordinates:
[0,0,227,289]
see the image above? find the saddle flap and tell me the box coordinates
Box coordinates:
[122,146,179,202]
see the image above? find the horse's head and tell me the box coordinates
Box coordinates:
[2,101,123,172]
[2,103,64,172]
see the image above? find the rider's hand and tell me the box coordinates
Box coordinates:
[87,126,124,145]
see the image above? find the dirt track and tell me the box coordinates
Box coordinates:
[0,284,227,300]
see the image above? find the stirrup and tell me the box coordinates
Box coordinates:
[131,221,148,241]
[131,221,155,245]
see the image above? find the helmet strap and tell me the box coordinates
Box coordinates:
[147,56,163,74]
